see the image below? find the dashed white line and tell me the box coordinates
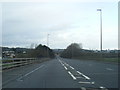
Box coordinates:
[64,66,68,70]
[81,74,90,80]
[100,86,108,90]
[70,66,74,69]
[60,62,68,71]
[77,71,82,74]
[100,86,104,88]
[77,71,90,80]
[68,71,76,80]
[58,59,107,89]
[59,60,91,80]
[64,63,69,66]
[78,81,95,84]
[81,87,86,90]
[17,65,44,81]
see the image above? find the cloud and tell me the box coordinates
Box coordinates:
[2,2,118,49]
[0,0,119,3]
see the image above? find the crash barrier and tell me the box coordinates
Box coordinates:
[1,58,49,70]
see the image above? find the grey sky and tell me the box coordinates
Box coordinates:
[2,1,118,49]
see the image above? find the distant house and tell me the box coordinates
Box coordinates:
[2,51,15,58]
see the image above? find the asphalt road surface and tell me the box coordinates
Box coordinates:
[2,56,119,89]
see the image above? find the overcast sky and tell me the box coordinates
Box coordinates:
[1,1,118,50]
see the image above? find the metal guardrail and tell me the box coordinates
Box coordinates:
[0,58,42,70]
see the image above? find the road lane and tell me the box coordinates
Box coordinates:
[60,57,118,88]
[2,57,118,89]
[3,59,81,88]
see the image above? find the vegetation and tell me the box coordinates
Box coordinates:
[15,44,55,58]
[60,43,118,63]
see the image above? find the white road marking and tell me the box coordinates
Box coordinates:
[59,59,90,80]
[100,86,104,88]
[100,87,108,90]
[64,63,69,66]
[68,71,76,80]
[78,81,95,84]
[82,74,90,80]
[59,59,91,83]
[70,66,74,69]
[81,87,86,90]
[64,66,68,70]
[100,86,107,89]
[77,71,90,80]
[59,60,68,70]
[17,65,44,81]
[58,59,107,89]
[106,68,113,71]
[77,71,82,74]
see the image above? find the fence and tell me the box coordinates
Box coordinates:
[1,58,48,70]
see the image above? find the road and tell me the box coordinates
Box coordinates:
[2,56,118,89]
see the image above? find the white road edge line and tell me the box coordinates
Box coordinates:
[68,71,76,80]
[17,65,44,81]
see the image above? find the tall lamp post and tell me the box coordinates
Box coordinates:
[97,9,102,52]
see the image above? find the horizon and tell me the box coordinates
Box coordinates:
[1,45,119,50]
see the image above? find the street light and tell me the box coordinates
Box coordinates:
[97,9,102,52]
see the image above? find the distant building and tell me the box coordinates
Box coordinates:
[2,51,15,58]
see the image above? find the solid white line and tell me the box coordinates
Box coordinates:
[17,65,44,81]
[68,71,76,80]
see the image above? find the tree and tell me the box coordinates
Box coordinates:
[60,43,82,58]
[29,44,55,58]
